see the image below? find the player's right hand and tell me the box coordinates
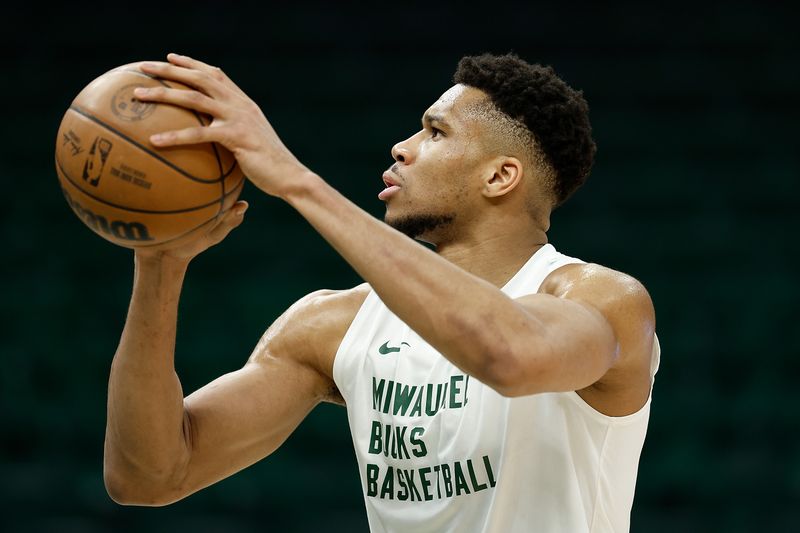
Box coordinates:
[135,200,248,263]
[134,54,312,201]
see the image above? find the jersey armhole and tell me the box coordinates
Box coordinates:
[332,287,378,400]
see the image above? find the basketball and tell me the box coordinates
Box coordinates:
[54,62,245,249]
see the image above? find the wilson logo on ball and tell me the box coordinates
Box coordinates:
[82,137,113,187]
[61,187,154,242]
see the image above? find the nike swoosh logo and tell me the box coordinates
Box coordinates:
[378,341,411,355]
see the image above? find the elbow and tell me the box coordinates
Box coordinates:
[466,313,549,398]
[103,462,180,507]
[480,347,533,398]
[104,469,140,506]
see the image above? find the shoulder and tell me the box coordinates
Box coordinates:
[540,262,655,328]
[281,283,371,325]
[253,283,371,364]
[542,262,657,413]
[249,283,371,402]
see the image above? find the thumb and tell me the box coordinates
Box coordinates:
[208,201,248,241]
[231,200,249,217]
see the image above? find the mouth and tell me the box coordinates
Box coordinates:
[379,171,401,201]
[382,171,400,187]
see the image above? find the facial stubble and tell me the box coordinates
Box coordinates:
[385,212,456,241]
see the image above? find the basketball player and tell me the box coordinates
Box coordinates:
[104,52,659,532]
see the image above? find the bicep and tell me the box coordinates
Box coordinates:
[502,293,618,396]
[167,353,327,501]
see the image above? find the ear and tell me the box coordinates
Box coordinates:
[482,157,523,198]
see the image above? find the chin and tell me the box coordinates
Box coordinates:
[384,211,456,241]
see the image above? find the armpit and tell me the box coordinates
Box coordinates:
[324,383,346,406]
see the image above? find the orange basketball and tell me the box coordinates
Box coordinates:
[55,62,245,249]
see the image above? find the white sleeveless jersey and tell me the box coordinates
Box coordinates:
[333,244,660,533]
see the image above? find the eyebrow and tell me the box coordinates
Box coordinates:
[422,113,452,129]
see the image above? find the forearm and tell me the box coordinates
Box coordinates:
[104,253,191,496]
[284,174,534,384]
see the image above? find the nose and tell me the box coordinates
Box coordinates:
[391,135,415,165]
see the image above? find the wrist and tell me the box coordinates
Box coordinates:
[134,250,191,277]
[281,169,327,206]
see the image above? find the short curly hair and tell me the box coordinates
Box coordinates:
[453,53,596,207]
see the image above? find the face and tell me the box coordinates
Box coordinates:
[381,85,495,243]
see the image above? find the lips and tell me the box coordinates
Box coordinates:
[382,171,399,187]
[379,171,401,201]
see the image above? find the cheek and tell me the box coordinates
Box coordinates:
[420,142,475,179]
[426,169,477,206]
[413,140,484,197]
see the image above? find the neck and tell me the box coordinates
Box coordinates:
[431,223,548,288]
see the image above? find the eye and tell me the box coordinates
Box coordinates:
[431,127,443,139]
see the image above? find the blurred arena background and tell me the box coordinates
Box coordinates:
[1,1,797,531]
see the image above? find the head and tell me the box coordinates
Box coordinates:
[383,53,596,243]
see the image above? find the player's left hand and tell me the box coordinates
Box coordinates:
[133,53,313,199]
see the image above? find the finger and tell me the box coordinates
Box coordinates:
[139,61,226,98]
[165,53,248,98]
[230,200,249,217]
[133,86,221,116]
[149,126,217,147]
[208,201,248,241]
[166,53,221,76]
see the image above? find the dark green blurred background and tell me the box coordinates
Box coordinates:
[2,1,798,531]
